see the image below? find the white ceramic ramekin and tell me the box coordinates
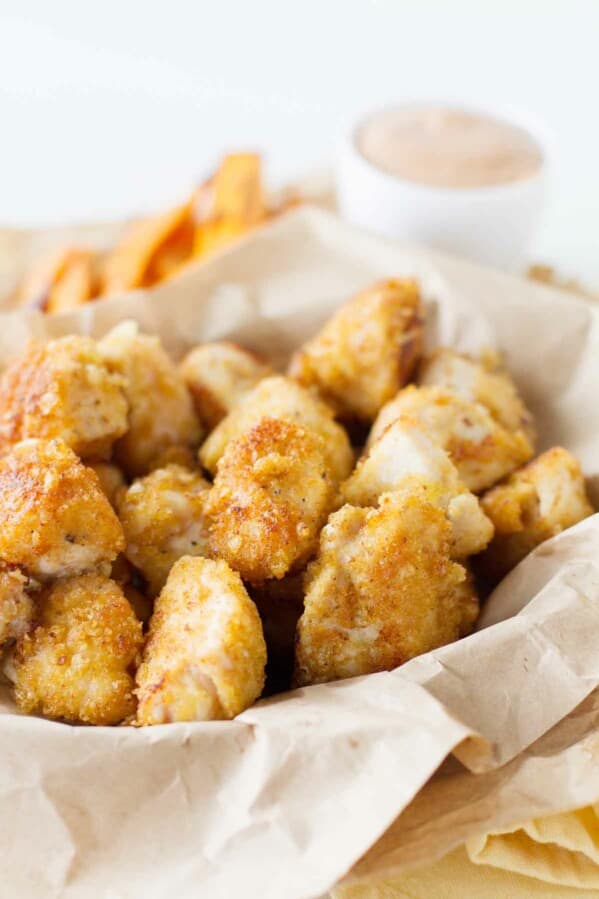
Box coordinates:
[336,105,547,272]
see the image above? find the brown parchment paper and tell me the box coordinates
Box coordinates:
[338,687,599,892]
[1,208,599,899]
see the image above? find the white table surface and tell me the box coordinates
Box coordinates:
[0,0,597,281]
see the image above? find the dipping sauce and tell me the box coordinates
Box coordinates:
[356,106,543,189]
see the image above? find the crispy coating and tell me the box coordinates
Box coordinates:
[146,444,197,471]
[118,464,211,597]
[89,462,127,508]
[368,386,533,492]
[419,348,535,438]
[0,336,128,460]
[342,417,493,558]
[479,447,594,582]
[98,322,203,476]
[135,556,266,724]
[288,279,423,421]
[0,565,36,646]
[10,575,143,725]
[206,418,338,583]
[294,493,478,686]
[199,375,353,483]
[180,341,272,430]
[0,439,124,581]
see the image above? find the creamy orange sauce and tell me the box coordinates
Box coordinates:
[357,106,543,188]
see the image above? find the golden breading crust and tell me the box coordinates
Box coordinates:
[0,439,125,581]
[368,386,533,493]
[0,336,128,460]
[98,322,203,476]
[0,565,36,646]
[179,341,272,430]
[89,462,127,509]
[205,418,338,583]
[135,556,266,724]
[10,574,143,725]
[294,493,478,686]
[146,445,197,471]
[199,375,354,483]
[419,348,535,438]
[118,464,212,597]
[288,279,423,421]
[342,417,493,558]
[479,447,594,582]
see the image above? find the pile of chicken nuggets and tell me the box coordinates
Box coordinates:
[0,279,593,726]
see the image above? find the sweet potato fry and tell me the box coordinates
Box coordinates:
[193,154,266,258]
[193,217,249,258]
[13,247,93,311]
[100,201,194,295]
[11,153,300,312]
[213,153,265,224]
[45,249,98,314]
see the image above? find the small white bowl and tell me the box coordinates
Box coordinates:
[336,105,547,272]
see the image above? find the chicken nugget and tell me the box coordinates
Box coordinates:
[136,556,266,724]
[0,564,36,646]
[0,439,124,581]
[294,493,478,686]
[288,279,423,421]
[419,347,535,439]
[146,445,197,471]
[9,574,143,725]
[342,417,493,558]
[199,375,353,483]
[89,462,127,508]
[180,341,272,430]
[478,447,594,582]
[0,335,128,460]
[368,385,533,492]
[98,322,203,476]
[206,418,338,583]
[118,464,211,597]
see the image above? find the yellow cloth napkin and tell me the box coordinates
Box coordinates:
[334,806,599,898]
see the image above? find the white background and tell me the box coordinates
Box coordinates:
[0,0,597,278]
